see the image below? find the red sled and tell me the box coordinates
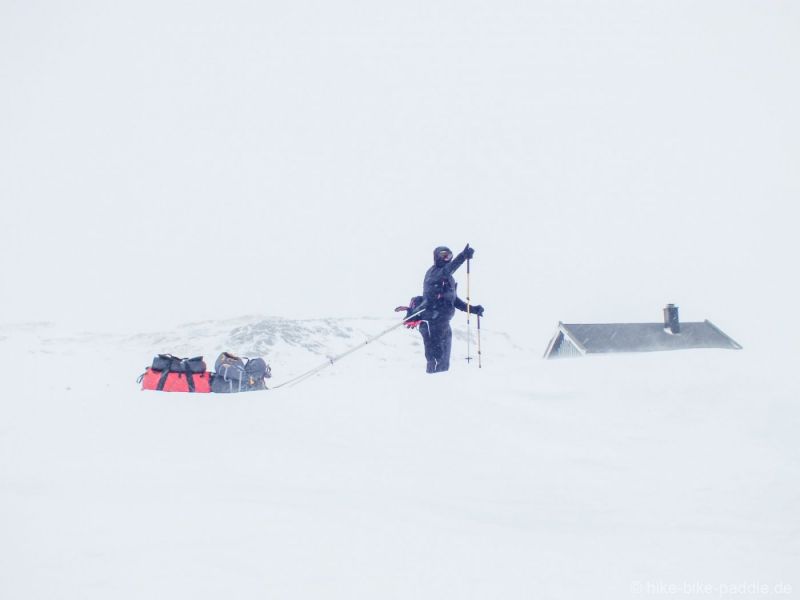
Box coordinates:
[140,368,211,393]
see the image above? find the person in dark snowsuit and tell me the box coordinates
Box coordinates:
[416,244,484,374]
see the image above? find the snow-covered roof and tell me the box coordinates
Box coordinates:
[544,320,742,358]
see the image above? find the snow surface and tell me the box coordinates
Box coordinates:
[1,320,798,598]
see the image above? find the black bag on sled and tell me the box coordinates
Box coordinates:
[211,352,271,393]
[151,354,207,374]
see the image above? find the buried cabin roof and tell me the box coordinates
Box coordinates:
[544,320,742,358]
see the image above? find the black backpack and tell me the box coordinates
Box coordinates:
[244,358,271,390]
[212,352,271,393]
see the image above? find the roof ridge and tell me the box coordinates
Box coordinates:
[562,321,707,327]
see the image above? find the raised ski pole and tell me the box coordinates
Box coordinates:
[477,314,482,368]
[465,257,472,363]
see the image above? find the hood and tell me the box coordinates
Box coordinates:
[433,246,453,267]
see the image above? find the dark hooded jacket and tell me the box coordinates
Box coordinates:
[422,246,470,321]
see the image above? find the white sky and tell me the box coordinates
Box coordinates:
[1,1,798,348]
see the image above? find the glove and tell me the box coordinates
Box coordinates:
[463,244,475,260]
[471,305,484,317]
[405,320,421,329]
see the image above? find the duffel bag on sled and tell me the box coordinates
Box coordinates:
[211,352,272,393]
[150,354,207,374]
[139,354,211,393]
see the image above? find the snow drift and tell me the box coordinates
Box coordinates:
[1,318,796,599]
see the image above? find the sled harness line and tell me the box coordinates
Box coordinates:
[270,306,427,389]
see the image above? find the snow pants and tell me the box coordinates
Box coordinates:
[419,318,453,373]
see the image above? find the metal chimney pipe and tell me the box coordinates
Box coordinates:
[663,304,680,334]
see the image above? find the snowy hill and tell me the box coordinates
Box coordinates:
[125,315,521,383]
[1,317,797,598]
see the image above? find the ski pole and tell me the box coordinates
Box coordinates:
[477,314,482,368]
[466,257,472,363]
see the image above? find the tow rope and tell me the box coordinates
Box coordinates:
[270,307,427,389]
